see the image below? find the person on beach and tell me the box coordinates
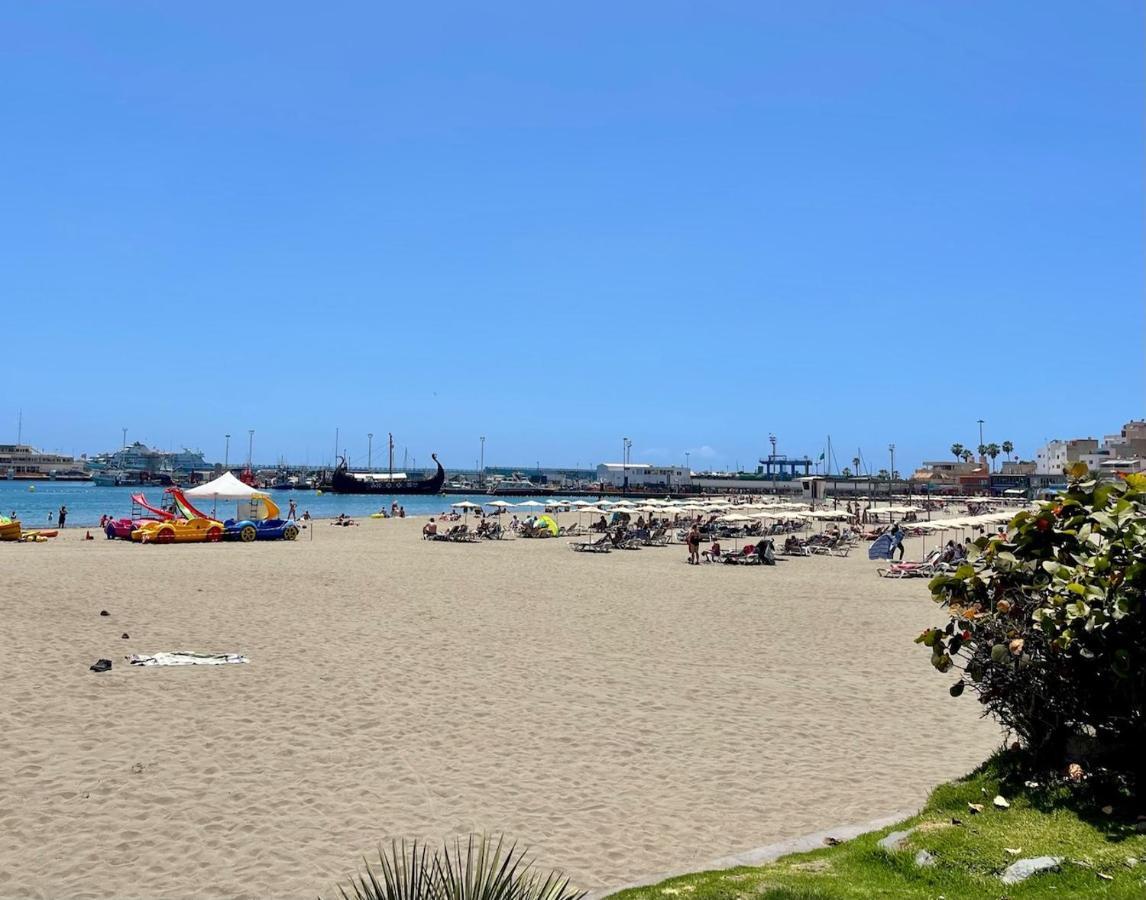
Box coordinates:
[686,524,701,564]
[398,506,406,518]
[756,538,776,565]
[47,511,54,524]
[890,522,905,560]
[423,518,438,538]
[288,500,297,520]
[58,506,67,527]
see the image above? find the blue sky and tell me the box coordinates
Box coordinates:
[2,2,1141,472]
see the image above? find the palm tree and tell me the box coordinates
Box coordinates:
[950,443,965,460]
[1002,440,1014,461]
[986,442,1000,472]
[852,456,861,476]
[961,450,973,464]
[841,466,853,478]
[977,443,987,460]
[877,468,890,480]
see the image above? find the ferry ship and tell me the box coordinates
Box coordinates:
[0,444,91,481]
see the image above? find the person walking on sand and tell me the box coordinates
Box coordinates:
[59,505,67,527]
[287,499,297,520]
[686,523,701,565]
[890,522,905,560]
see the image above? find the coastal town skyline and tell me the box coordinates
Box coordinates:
[5,407,1142,478]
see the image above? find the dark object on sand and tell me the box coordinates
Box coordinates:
[90,659,112,673]
[99,610,110,617]
[121,633,130,639]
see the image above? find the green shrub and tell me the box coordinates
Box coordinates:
[919,467,1146,790]
[327,834,585,900]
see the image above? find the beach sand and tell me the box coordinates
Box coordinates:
[0,519,1000,899]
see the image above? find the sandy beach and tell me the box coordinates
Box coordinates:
[1,518,1001,899]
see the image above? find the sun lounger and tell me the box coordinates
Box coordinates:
[571,536,612,553]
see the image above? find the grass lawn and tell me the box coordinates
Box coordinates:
[607,755,1146,899]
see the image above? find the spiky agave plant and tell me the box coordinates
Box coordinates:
[336,839,432,900]
[328,834,585,900]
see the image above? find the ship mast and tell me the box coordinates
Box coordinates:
[388,433,394,479]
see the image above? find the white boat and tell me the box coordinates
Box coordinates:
[489,473,548,496]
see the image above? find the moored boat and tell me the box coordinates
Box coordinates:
[0,516,22,541]
[328,453,445,495]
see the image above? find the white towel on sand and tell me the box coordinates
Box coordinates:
[128,652,249,667]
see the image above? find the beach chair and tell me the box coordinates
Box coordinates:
[643,526,668,547]
[722,547,760,565]
[430,525,462,542]
[614,532,643,550]
[451,525,481,542]
[876,550,945,578]
[571,535,612,553]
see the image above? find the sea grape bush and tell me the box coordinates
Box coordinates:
[918,466,1146,784]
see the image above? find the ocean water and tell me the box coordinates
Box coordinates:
[0,481,564,527]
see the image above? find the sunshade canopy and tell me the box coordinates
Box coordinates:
[185,472,270,501]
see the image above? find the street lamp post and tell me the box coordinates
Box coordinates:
[122,427,128,451]
[224,434,230,471]
[480,436,485,488]
[769,433,777,498]
[247,430,254,469]
[889,443,896,499]
[622,437,631,493]
[978,418,985,457]
[368,433,373,471]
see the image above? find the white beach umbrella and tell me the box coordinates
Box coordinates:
[451,499,483,523]
[517,500,546,508]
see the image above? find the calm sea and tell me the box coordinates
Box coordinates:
[0,481,565,527]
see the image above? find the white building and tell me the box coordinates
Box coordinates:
[1035,422,1146,476]
[1034,438,1098,475]
[596,463,691,490]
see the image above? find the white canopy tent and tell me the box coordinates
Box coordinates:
[185,471,267,500]
[184,472,281,521]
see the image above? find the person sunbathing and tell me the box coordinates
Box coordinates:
[702,540,722,563]
[422,518,438,538]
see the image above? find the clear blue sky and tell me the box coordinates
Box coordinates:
[3,2,1142,472]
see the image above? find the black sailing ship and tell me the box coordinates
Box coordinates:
[327,444,445,495]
